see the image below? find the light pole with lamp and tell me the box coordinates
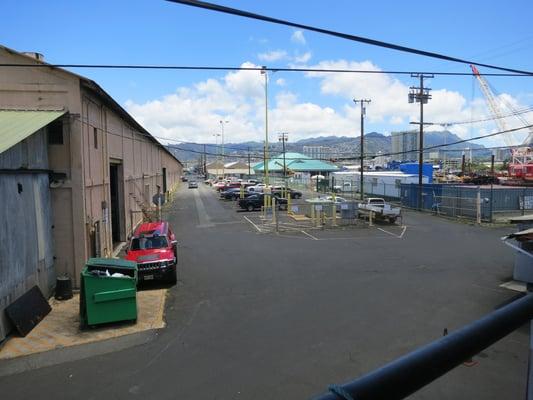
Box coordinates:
[219,120,229,179]
[212,132,221,179]
[261,66,270,208]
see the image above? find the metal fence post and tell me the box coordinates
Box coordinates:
[332,193,337,227]
[476,186,481,224]
[490,183,494,223]
[522,188,526,215]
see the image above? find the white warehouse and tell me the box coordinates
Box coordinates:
[331,171,429,199]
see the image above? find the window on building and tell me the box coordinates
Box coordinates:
[93,127,98,149]
[48,119,63,145]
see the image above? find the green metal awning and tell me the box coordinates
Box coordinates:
[0,110,66,154]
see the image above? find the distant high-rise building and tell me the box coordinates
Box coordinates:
[391,130,419,161]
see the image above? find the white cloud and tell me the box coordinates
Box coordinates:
[291,30,306,45]
[270,92,355,140]
[293,52,312,64]
[257,50,288,62]
[125,57,530,148]
[223,62,264,98]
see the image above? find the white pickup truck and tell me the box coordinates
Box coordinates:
[358,197,401,223]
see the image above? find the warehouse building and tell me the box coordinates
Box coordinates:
[0,45,183,340]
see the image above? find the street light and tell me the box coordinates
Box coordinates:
[220,120,229,178]
[213,132,221,178]
[261,66,270,210]
[261,66,269,187]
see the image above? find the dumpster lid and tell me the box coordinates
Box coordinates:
[86,257,137,270]
[502,228,533,241]
[508,215,533,223]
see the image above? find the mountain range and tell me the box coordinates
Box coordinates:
[167,131,490,163]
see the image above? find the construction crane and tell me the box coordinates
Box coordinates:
[471,65,533,183]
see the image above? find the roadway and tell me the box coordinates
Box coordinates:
[0,182,527,399]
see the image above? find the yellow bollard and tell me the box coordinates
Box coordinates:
[332,193,337,227]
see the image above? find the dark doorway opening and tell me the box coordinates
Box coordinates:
[109,163,124,245]
[162,167,167,193]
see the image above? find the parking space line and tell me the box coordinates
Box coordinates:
[243,215,263,233]
[376,225,407,239]
[301,230,319,240]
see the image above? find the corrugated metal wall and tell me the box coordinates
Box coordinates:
[0,128,55,341]
[400,183,533,221]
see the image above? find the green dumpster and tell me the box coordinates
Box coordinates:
[80,258,138,328]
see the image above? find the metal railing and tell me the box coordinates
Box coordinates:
[313,293,533,400]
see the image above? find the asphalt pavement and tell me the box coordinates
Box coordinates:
[0,182,526,400]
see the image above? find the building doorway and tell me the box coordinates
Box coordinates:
[162,167,167,193]
[109,163,125,245]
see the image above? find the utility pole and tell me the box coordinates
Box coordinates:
[212,132,221,178]
[203,143,207,179]
[353,99,371,200]
[408,74,433,210]
[278,132,289,194]
[247,146,251,177]
[261,66,269,187]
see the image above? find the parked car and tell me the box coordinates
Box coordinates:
[325,195,347,212]
[271,187,303,199]
[238,193,287,211]
[333,182,351,193]
[216,182,241,192]
[220,187,242,200]
[247,183,267,193]
[125,221,178,283]
[213,181,227,190]
[188,181,198,189]
[181,176,188,182]
[358,197,401,223]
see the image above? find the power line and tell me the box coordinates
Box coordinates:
[166,140,264,153]
[166,0,533,76]
[72,114,532,162]
[360,123,533,160]
[1,63,532,77]
[433,105,533,126]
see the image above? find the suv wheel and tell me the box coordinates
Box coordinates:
[167,267,177,285]
[247,204,254,212]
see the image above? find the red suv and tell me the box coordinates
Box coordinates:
[125,221,178,284]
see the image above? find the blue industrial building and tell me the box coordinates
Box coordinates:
[398,163,433,183]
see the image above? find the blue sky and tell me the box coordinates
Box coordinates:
[2,0,533,146]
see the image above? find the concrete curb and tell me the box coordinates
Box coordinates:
[0,328,159,377]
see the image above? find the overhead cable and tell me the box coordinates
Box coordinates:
[0,63,530,77]
[166,0,533,75]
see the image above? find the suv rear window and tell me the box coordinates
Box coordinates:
[131,236,168,250]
